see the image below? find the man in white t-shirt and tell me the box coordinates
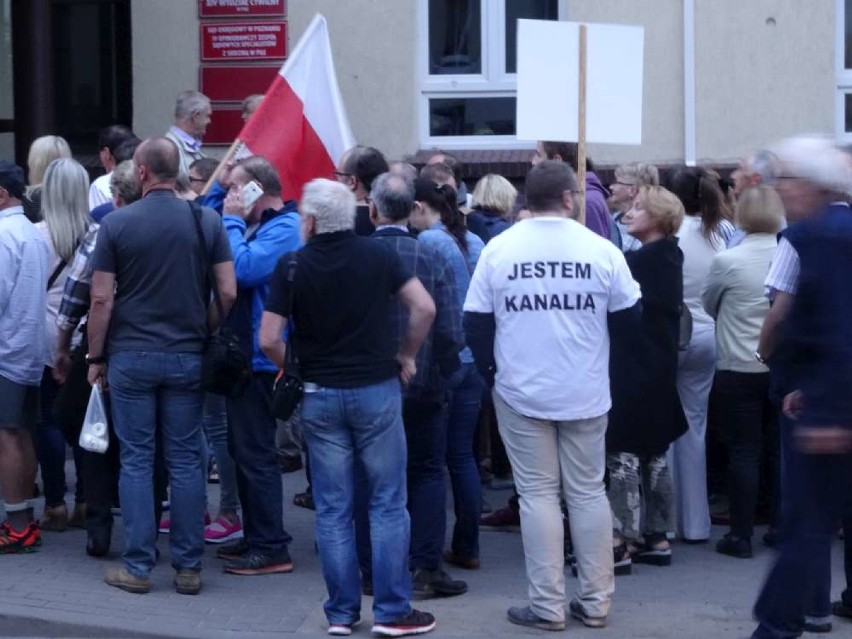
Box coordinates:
[463,160,641,631]
[88,125,135,209]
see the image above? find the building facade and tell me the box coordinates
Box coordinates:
[1,0,846,176]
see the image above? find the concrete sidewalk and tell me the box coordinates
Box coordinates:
[0,469,847,639]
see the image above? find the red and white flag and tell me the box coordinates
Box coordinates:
[236,14,355,201]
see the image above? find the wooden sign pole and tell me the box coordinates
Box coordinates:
[200,138,241,196]
[576,24,588,226]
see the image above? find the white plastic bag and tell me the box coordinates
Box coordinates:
[79,383,109,454]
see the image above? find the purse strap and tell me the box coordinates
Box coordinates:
[188,201,226,326]
[46,259,67,291]
[284,254,299,369]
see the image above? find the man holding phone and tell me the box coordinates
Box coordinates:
[217,155,302,576]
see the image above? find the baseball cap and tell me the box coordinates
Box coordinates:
[0,160,26,200]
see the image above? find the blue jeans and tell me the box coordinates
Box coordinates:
[446,364,484,559]
[202,393,239,513]
[752,417,852,637]
[108,352,206,578]
[302,377,412,625]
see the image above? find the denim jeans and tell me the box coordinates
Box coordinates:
[226,373,291,554]
[37,367,84,507]
[202,393,239,513]
[302,377,412,625]
[108,351,206,578]
[446,363,484,559]
[752,418,851,638]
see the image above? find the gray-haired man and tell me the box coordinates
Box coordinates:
[166,90,212,176]
[259,178,437,637]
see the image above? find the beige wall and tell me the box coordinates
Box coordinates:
[694,0,834,163]
[566,0,685,165]
[131,0,199,142]
[287,0,418,162]
[129,0,835,167]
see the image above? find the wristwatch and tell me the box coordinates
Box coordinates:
[85,353,107,365]
[754,351,767,365]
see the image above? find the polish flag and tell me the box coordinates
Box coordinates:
[235,14,355,201]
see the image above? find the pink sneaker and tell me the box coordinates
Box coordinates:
[204,516,243,544]
[159,513,211,535]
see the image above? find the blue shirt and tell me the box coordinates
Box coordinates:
[0,206,50,384]
[417,221,484,363]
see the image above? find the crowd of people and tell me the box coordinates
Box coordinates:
[0,88,850,639]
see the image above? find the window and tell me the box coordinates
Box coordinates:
[836,0,852,141]
[419,0,560,149]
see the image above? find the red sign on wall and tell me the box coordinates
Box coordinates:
[200,22,287,61]
[205,107,245,145]
[200,66,278,102]
[198,0,286,18]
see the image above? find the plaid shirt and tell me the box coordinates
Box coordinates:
[372,226,464,399]
[56,225,99,331]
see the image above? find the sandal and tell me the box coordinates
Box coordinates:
[293,490,315,511]
[631,532,671,566]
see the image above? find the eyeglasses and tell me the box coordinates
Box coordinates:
[333,171,352,179]
[188,177,206,184]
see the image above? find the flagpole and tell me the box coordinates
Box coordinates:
[200,138,240,196]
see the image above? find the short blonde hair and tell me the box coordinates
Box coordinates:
[735,185,784,234]
[614,162,660,187]
[634,186,684,237]
[27,135,72,185]
[472,174,517,215]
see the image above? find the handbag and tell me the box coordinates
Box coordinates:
[189,202,252,398]
[270,255,303,420]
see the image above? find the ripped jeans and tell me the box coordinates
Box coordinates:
[607,452,672,543]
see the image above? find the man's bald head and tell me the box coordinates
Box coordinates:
[134,137,180,182]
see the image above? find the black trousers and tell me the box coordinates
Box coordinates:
[226,372,292,554]
[714,370,779,538]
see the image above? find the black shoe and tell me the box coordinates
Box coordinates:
[631,537,672,567]
[372,609,436,637]
[86,528,111,557]
[804,620,833,633]
[278,455,303,474]
[613,543,633,575]
[716,533,753,559]
[411,568,467,599]
[833,600,852,619]
[216,538,250,560]
[224,551,294,576]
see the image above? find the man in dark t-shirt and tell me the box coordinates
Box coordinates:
[334,145,388,237]
[259,178,438,637]
[87,137,236,596]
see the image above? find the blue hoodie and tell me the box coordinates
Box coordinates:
[223,201,302,372]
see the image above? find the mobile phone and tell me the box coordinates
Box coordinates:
[241,180,264,209]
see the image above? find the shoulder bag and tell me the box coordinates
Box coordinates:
[270,255,304,421]
[189,202,252,397]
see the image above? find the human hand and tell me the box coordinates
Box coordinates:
[396,354,417,385]
[223,187,249,219]
[782,390,804,420]
[53,349,72,384]
[87,363,108,390]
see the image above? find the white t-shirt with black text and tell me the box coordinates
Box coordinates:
[463,216,641,421]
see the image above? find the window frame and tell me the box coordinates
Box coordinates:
[417,0,562,150]
[836,0,852,143]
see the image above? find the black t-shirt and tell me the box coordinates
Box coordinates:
[265,230,412,388]
[91,189,232,354]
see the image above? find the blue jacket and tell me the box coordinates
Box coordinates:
[224,201,301,372]
[200,180,227,214]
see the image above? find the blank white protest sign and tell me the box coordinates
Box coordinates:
[516,20,644,145]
